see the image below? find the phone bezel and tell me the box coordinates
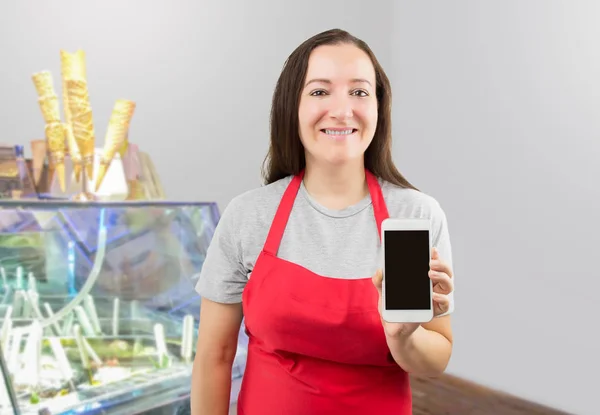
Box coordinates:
[380,218,434,323]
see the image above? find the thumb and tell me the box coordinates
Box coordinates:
[372,269,383,294]
[431,246,439,260]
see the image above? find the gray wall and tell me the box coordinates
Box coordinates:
[391,2,598,414]
[1,1,597,414]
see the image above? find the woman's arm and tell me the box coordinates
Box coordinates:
[386,315,453,377]
[191,297,243,415]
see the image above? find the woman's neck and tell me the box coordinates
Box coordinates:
[302,161,369,210]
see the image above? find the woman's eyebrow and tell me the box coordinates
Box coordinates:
[304,78,373,87]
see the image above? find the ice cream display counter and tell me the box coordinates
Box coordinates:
[0,200,248,415]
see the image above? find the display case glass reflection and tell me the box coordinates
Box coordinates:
[0,200,245,415]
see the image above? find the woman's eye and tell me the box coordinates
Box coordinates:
[310,90,327,96]
[352,89,368,97]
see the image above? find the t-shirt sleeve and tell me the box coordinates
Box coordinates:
[431,201,455,317]
[195,197,248,304]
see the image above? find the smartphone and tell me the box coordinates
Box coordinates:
[381,218,433,323]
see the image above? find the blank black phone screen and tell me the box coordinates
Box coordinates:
[383,229,431,310]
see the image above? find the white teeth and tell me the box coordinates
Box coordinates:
[324,129,354,135]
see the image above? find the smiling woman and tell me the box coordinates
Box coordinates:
[192,28,456,415]
[299,43,378,168]
[262,30,416,194]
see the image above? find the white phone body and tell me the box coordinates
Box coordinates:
[381,218,434,323]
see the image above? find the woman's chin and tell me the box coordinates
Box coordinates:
[309,152,365,167]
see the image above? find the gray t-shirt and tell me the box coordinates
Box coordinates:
[195,175,454,315]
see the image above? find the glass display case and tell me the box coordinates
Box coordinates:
[0,200,248,415]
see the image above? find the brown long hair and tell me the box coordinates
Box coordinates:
[261,28,419,191]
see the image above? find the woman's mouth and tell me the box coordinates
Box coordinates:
[320,128,358,140]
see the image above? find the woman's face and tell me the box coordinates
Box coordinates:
[298,43,378,168]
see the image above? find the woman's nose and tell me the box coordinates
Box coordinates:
[328,95,354,120]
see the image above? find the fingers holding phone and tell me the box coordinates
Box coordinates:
[429,247,454,316]
[429,250,454,295]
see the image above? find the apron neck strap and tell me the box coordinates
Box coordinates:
[365,169,390,241]
[263,169,389,255]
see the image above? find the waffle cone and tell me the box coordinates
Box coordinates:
[45,122,65,153]
[32,71,56,97]
[87,164,95,183]
[118,139,129,160]
[65,123,82,182]
[60,50,86,81]
[60,50,86,154]
[60,51,86,118]
[64,123,74,155]
[38,95,61,123]
[94,163,109,192]
[95,100,136,191]
[45,123,66,191]
[102,100,136,161]
[66,79,95,179]
[61,92,71,144]
[71,110,95,179]
[73,163,82,182]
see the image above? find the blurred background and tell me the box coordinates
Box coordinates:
[0,1,598,414]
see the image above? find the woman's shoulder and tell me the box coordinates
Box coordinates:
[379,178,446,221]
[219,175,293,225]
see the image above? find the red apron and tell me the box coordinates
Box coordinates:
[239,170,412,415]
